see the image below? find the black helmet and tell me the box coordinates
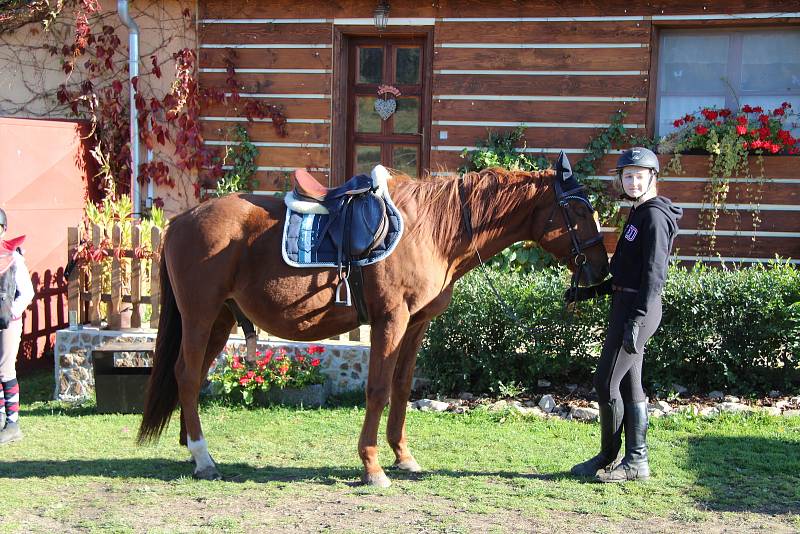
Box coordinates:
[0,208,6,229]
[614,147,659,174]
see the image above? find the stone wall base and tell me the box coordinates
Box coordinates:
[55,327,370,402]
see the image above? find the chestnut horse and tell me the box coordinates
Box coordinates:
[138,166,609,486]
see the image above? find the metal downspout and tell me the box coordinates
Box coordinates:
[117,0,141,217]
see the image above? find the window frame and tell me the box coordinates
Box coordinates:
[649,23,800,138]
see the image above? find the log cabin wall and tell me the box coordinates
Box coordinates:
[198,1,800,263]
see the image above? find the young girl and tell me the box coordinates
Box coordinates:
[0,208,34,445]
[566,147,682,482]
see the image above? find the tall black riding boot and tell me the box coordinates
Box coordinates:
[570,399,623,476]
[597,401,650,482]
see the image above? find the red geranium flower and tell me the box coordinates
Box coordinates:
[701,109,718,121]
[736,125,747,135]
[230,356,243,370]
[742,104,753,113]
[673,119,684,128]
[719,109,732,118]
[752,106,763,114]
[239,376,251,386]
[773,107,785,116]
[694,125,709,136]
[737,115,748,126]
[758,114,770,125]
[311,358,321,367]
[307,345,325,355]
[296,356,305,363]
[254,375,264,384]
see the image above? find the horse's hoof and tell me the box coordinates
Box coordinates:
[393,459,422,473]
[362,471,392,488]
[193,465,222,481]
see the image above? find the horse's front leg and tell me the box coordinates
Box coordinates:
[176,318,221,480]
[386,319,431,473]
[358,308,410,488]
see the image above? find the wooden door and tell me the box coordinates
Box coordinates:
[346,36,428,178]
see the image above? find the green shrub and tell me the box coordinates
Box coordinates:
[419,262,800,396]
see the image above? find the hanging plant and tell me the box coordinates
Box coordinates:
[659,102,798,254]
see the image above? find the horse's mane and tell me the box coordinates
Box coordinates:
[389,167,556,251]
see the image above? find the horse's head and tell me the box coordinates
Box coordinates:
[532,154,609,286]
[0,253,17,330]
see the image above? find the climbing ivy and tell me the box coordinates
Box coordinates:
[211,125,258,197]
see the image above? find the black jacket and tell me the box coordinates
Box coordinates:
[609,196,683,322]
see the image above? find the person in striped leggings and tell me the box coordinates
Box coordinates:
[0,208,35,445]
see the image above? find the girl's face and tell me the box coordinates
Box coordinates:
[621,166,653,198]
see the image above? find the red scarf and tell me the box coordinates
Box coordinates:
[0,236,25,275]
[0,235,25,254]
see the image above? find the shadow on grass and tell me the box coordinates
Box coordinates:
[0,458,568,486]
[687,435,800,514]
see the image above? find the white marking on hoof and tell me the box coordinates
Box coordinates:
[362,471,392,488]
[187,435,217,477]
[394,458,422,473]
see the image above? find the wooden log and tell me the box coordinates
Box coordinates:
[131,225,142,329]
[67,226,80,325]
[434,47,649,71]
[202,121,329,144]
[89,224,102,327]
[108,224,122,330]
[432,99,646,125]
[149,227,161,329]
[200,48,332,70]
[433,74,648,98]
[203,98,332,121]
[199,72,331,94]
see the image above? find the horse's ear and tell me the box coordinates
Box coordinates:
[555,150,573,182]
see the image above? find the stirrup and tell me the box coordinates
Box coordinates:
[335,276,352,306]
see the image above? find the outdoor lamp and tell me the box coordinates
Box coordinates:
[373,0,389,29]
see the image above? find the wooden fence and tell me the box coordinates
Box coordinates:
[67,223,162,330]
[66,223,368,342]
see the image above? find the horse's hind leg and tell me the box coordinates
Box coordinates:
[176,314,224,480]
[179,306,236,447]
[386,320,430,473]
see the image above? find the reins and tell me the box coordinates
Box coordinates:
[456,166,606,338]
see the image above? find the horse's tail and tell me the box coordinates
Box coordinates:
[137,252,182,445]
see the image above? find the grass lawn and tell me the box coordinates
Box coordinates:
[1,370,799,533]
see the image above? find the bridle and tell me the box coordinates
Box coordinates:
[548,175,606,297]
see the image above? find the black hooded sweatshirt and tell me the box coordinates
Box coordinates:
[609,196,683,322]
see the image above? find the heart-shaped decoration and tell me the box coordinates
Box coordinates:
[374,97,396,120]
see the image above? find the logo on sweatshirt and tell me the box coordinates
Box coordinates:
[624,224,638,242]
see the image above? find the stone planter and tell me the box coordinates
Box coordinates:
[255,381,331,408]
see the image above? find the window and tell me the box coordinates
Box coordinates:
[655,29,800,136]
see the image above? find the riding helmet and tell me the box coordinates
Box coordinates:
[614,147,660,174]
